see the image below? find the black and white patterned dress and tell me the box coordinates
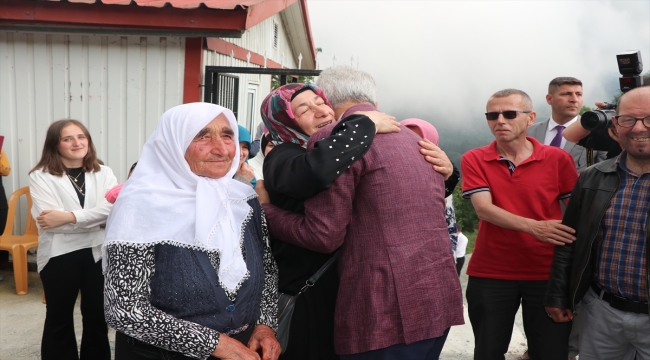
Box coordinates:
[104,200,278,360]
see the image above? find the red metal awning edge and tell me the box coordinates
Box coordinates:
[0,0,248,35]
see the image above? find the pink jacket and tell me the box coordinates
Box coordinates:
[105,183,124,204]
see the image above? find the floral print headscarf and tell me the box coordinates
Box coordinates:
[260,83,332,147]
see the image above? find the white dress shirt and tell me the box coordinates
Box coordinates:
[249,152,264,180]
[543,116,578,148]
[455,232,469,258]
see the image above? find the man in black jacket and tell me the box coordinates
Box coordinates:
[544,86,650,359]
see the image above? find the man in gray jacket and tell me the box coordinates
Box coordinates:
[527,77,606,172]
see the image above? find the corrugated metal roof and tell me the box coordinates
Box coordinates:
[2,0,315,64]
[51,0,265,10]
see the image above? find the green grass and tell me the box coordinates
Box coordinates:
[465,229,478,254]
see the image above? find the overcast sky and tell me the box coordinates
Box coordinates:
[308,0,650,132]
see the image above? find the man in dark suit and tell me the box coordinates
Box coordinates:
[527,77,606,172]
[258,66,464,359]
[527,78,607,360]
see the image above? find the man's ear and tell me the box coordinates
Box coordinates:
[375,102,379,109]
[608,117,620,144]
[527,111,537,126]
[545,94,553,106]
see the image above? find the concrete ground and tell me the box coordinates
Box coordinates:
[0,257,116,360]
[0,254,528,360]
[441,254,528,360]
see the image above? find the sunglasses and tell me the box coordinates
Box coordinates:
[485,110,531,121]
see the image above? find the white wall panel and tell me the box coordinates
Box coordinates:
[0,31,185,202]
[221,14,298,69]
[204,13,299,135]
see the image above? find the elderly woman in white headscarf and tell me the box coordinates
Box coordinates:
[103,103,279,360]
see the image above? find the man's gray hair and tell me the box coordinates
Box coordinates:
[316,66,377,109]
[488,89,533,111]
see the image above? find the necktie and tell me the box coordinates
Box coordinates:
[549,125,565,147]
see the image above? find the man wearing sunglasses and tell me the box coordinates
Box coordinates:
[461,89,579,359]
[545,86,650,359]
[527,77,607,173]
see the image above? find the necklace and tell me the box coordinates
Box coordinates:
[67,169,85,196]
[70,179,85,196]
[67,171,82,183]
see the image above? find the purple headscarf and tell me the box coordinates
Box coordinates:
[260,83,332,147]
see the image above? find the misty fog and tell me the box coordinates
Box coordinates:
[309,0,650,165]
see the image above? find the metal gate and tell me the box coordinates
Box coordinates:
[205,72,240,118]
[203,67,322,121]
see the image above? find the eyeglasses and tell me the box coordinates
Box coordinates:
[614,115,650,128]
[485,110,531,121]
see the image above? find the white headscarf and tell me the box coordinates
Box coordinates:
[104,103,257,294]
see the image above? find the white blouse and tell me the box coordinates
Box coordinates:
[248,152,265,180]
[29,166,118,272]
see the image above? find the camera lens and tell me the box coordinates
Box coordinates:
[581,110,612,131]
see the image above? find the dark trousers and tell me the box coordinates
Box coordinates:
[340,328,450,360]
[115,332,218,360]
[40,248,110,360]
[466,276,571,360]
[455,256,465,276]
[0,206,8,263]
[115,326,254,360]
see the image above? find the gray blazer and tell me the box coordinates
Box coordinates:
[527,119,607,172]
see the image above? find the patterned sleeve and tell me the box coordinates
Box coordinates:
[104,242,219,360]
[263,114,376,199]
[445,201,458,253]
[255,210,279,331]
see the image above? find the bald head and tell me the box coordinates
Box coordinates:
[487,88,533,111]
[617,86,650,115]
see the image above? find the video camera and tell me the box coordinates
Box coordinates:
[580,50,644,131]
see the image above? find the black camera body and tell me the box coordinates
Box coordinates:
[581,50,644,131]
[580,103,617,131]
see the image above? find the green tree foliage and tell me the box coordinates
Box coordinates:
[271,75,281,90]
[271,48,323,90]
[452,183,479,233]
[609,70,650,104]
[610,92,623,105]
[271,74,316,90]
[579,105,592,115]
